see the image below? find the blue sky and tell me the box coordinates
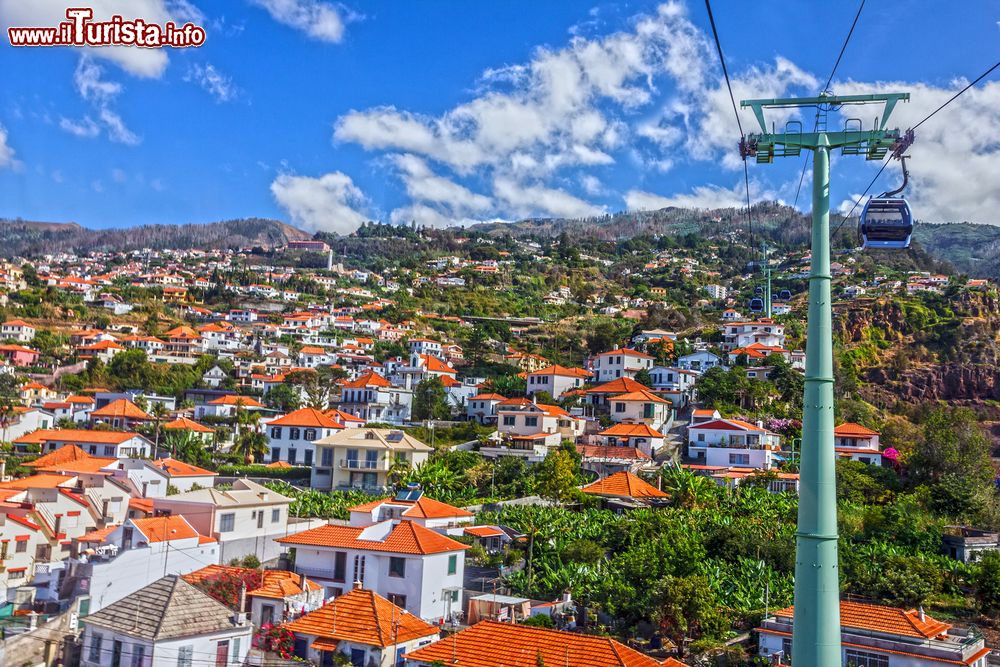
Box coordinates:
[1,0,998,232]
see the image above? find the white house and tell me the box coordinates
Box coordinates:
[338,371,413,425]
[1,319,35,343]
[152,457,218,492]
[677,350,723,373]
[407,338,442,358]
[589,348,654,383]
[833,422,883,465]
[151,478,294,563]
[310,428,433,493]
[277,519,468,623]
[466,393,506,425]
[608,389,672,433]
[80,575,252,667]
[721,319,786,351]
[12,429,152,458]
[758,600,989,667]
[486,399,586,461]
[688,418,783,469]
[597,423,665,458]
[525,365,591,398]
[265,407,346,466]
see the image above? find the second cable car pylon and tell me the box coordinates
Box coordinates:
[739,91,909,667]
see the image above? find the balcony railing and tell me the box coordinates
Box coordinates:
[339,459,384,471]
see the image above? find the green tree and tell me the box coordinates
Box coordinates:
[412,377,451,421]
[975,552,1000,614]
[651,574,728,657]
[231,429,269,464]
[490,374,526,398]
[910,407,993,486]
[535,450,578,503]
[634,368,653,388]
[265,383,301,412]
[285,370,331,409]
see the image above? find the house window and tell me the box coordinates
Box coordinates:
[844,649,888,667]
[270,427,282,439]
[697,433,705,442]
[177,645,193,667]
[304,428,316,441]
[729,454,750,466]
[289,428,300,440]
[89,633,103,662]
[614,403,625,413]
[387,593,407,609]
[333,551,347,582]
[447,554,457,575]
[502,416,515,426]
[353,555,366,584]
[643,403,654,418]
[524,417,538,427]
[389,557,406,578]
[270,447,281,462]
[288,449,297,464]
[781,639,792,662]
[219,513,235,532]
[321,448,333,467]
[271,508,280,523]
[15,540,26,553]
[304,450,313,466]
[131,644,145,667]
[103,446,116,457]
[231,638,240,665]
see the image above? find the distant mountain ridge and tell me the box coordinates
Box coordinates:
[0,217,311,257]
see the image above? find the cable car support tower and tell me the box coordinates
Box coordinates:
[739,91,910,667]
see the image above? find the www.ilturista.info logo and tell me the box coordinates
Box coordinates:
[7,8,206,48]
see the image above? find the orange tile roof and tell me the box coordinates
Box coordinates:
[325,409,366,424]
[770,600,951,640]
[153,457,217,478]
[594,347,653,359]
[77,524,119,543]
[207,395,264,408]
[24,444,93,468]
[276,520,468,555]
[834,422,880,437]
[586,377,650,394]
[66,395,96,404]
[14,428,140,445]
[689,418,766,432]
[599,423,665,438]
[165,325,200,339]
[581,472,667,499]
[530,364,592,378]
[130,515,200,543]
[608,389,670,404]
[128,497,154,514]
[403,620,664,667]
[162,416,214,433]
[39,456,118,474]
[268,407,344,429]
[265,461,293,468]
[469,393,506,401]
[463,525,505,538]
[0,474,77,490]
[419,354,456,374]
[90,399,151,420]
[285,587,438,647]
[348,495,474,520]
[342,370,394,389]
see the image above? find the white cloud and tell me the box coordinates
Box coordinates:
[392,154,492,212]
[580,174,606,196]
[111,168,127,183]
[184,63,238,103]
[0,0,181,77]
[248,0,350,42]
[59,116,101,138]
[71,57,140,145]
[494,177,604,219]
[271,171,369,233]
[831,79,1000,223]
[625,179,779,211]
[0,125,17,169]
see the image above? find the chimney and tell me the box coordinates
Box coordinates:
[353,579,363,590]
[239,583,247,613]
[918,606,926,622]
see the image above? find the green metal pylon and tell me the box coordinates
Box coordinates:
[740,92,909,667]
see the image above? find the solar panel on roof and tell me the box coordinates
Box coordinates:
[394,489,423,502]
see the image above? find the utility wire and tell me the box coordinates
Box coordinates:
[834,57,1000,240]
[704,0,754,258]
[792,0,866,210]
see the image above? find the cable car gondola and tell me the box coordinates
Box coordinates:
[748,297,765,313]
[859,155,914,250]
[778,289,792,301]
[754,286,764,295]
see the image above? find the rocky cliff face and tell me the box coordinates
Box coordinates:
[839,293,1000,407]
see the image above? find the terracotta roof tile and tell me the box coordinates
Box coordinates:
[403,620,663,667]
[162,416,214,433]
[771,601,951,640]
[581,472,667,499]
[586,377,650,394]
[14,428,139,445]
[834,422,880,437]
[153,457,217,478]
[268,407,344,429]
[276,520,468,555]
[576,445,650,460]
[285,587,438,647]
[599,423,665,438]
[90,399,151,420]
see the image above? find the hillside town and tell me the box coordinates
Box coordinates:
[0,223,992,667]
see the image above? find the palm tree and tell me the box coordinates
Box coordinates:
[149,402,170,453]
[232,429,269,465]
[661,467,719,510]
